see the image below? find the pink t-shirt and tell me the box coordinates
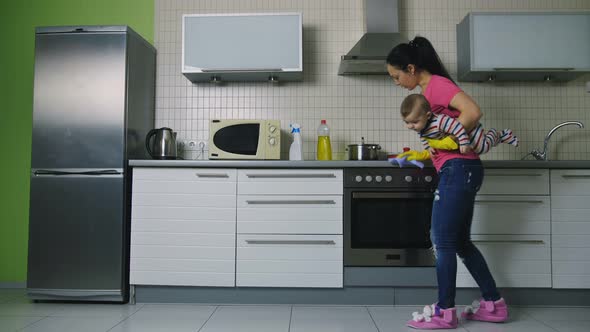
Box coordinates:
[423,75,479,171]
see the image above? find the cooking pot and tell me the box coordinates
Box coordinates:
[347,137,381,160]
[145,127,178,160]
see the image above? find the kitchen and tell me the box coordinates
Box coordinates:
[2,0,590,331]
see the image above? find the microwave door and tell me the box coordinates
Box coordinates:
[210,123,261,158]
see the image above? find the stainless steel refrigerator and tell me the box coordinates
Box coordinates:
[27,26,156,302]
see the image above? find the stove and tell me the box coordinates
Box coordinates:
[344,167,439,267]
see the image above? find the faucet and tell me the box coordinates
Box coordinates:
[530,121,584,160]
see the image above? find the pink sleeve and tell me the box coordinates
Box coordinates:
[423,76,462,118]
[429,76,462,108]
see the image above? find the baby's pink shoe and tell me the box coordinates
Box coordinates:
[407,304,458,329]
[461,298,509,323]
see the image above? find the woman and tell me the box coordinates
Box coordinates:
[386,36,509,330]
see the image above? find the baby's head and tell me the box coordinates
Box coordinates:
[400,94,432,132]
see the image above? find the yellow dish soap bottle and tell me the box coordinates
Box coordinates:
[316,119,332,160]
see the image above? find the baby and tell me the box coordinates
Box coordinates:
[401,94,518,154]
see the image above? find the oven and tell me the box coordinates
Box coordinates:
[344,167,438,267]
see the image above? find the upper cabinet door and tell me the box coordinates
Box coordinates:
[457,12,590,81]
[182,13,303,83]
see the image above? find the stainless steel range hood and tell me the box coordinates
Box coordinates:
[338,0,408,75]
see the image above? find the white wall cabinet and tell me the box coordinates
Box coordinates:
[236,169,343,288]
[457,12,590,81]
[130,168,237,287]
[551,169,590,289]
[457,169,551,288]
[182,13,303,83]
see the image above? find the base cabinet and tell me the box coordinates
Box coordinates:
[456,235,551,288]
[130,167,343,288]
[551,170,590,288]
[236,234,343,287]
[458,169,551,288]
[236,169,343,288]
[130,168,237,287]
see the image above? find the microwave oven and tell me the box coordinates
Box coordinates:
[208,119,281,159]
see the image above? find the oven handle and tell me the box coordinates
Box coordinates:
[352,192,433,199]
[245,200,336,205]
[245,240,336,245]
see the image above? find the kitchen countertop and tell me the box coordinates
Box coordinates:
[129,159,590,169]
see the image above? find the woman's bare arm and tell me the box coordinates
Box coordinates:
[449,92,482,132]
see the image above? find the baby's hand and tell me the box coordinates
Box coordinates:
[428,147,437,156]
[460,145,472,154]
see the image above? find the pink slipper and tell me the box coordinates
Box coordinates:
[461,298,508,323]
[407,304,458,329]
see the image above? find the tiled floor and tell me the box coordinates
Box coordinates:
[1,289,589,332]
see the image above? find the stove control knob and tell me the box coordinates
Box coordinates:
[355,175,363,183]
[375,175,383,182]
[365,175,373,182]
[404,175,413,183]
[424,175,433,183]
[385,175,393,182]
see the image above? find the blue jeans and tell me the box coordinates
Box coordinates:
[431,158,501,309]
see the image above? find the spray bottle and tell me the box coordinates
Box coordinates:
[289,123,303,161]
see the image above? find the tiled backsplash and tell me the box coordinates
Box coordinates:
[155,0,590,161]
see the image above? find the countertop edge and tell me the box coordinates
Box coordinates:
[129,159,590,169]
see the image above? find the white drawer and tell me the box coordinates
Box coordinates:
[471,196,550,235]
[133,168,237,195]
[236,234,343,288]
[237,169,343,195]
[478,169,549,195]
[456,235,551,288]
[237,195,342,234]
[551,170,590,196]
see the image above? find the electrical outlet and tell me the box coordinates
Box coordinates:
[183,140,206,151]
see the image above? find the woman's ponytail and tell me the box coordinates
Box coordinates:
[386,36,455,84]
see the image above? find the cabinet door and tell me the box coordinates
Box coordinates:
[551,170,590,289]
[472,195,550,235]
[130,168,237,287]
[236,234,343,288]
[237,169,343,195]
[478,169,549,195]
[471,13,590,70]
[237,195,342,234]
[456,235,551,288]
[182,13,302,82]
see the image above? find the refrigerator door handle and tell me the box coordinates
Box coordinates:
[33,169,123,176]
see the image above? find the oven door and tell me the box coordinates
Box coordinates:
[344,190,435,266]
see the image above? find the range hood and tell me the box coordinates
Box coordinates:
[338,0,408,75]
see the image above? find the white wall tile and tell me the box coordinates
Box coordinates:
[155,0,590,161]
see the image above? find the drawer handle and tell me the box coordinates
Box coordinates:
[472,240,545,245]
[245,174,337,178]
[245,240,336,245]
[561,175,590,179]
[475,200,544,204]
[486,173,544,177]
[195,173,229,178]
[245,200,336,205]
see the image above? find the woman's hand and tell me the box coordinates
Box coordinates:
[449,92,482,132]
[459,145,472,154]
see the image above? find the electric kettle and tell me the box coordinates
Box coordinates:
[145,127,178,159]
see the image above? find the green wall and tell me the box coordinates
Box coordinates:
[0,0,154,284]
